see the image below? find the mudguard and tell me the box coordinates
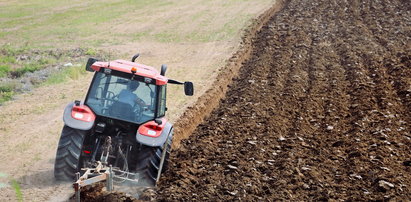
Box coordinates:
[137,122,173,147]
[63,102,95,131]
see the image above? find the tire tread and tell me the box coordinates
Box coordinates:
[54,125,86,181]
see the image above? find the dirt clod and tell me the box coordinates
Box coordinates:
[378,180,395,192]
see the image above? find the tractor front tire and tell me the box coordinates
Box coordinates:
[54,125,86,181]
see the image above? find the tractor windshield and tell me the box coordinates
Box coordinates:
[85,71,157,124]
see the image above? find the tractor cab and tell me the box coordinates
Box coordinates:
[83,58,193,125]
[85,68,160,124]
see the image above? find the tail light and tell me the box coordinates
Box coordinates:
[71,105,96,122]
[138,119,166,138]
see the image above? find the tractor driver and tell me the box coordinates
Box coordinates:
[118,81,144,107]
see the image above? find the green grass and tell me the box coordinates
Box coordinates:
[45,65,86,85]
[0,65,11,77]
[85,48,97,56]
[0,91,14,104]
[0,0,271,47]
[0,55,16,64]
[0,0,171,47]
[0,82,19,104]
[10,64,42,77]
[0,44,30,55]
[0,45,96,104]
[0,46,48,78]
[0,82,18,93]
[11,179,23,202]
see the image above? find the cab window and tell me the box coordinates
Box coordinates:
[157,85,167,117]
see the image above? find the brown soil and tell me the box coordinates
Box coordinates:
[69,183,140,202]
[155,0,411,201]
[0,2,274,201]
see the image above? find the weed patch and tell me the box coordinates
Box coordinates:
[0,91,14,104]
[45,65,86,85]
[11,179,23,202]
[0,65,11,77]
[0,82,18,93]
[0,45,112,105]
[85,48,97,56]
[0,82,19,104]
[0,55,16,64]
[10,63,42,78]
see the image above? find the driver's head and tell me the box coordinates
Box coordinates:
[128,81,139,91]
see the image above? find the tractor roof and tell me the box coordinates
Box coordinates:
[91,60,168,85]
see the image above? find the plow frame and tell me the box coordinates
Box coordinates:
[73,163,114,202]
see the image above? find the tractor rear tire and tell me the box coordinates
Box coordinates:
[54,125,86,181]
[135,134,172,186]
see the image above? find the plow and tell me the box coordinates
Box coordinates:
[53,54,193,201]
[73,162,114,202]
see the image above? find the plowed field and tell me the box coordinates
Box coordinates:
[155,0,411,200]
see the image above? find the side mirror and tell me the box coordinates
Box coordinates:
[184,82,194,96]
[86,58,98,72]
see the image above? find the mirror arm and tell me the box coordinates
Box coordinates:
[168,79,184,85]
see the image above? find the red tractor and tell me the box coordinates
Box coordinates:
[54,55,193,186]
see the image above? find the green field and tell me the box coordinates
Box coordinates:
[0,0,269,48]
